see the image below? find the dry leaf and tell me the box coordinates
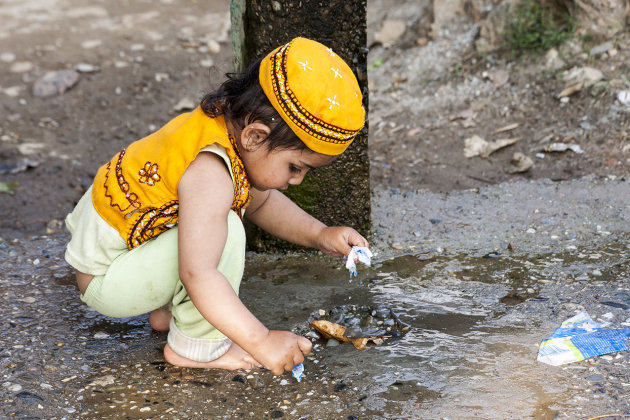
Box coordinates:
[310,320,391,351]
[464,136,520,158]
[558,81,584,98]
[310,320,350,343]
[491,123,520,135]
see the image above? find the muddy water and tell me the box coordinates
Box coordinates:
[2,178,630,419]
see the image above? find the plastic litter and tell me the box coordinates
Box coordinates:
[345,246,373,276]
[537,311,630,366]
[543,143,584,154]
[292,363,304,382]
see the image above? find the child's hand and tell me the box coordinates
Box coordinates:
[316,226,369,258]
[252,330,312,376]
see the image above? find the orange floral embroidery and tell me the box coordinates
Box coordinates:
[138,161,161,186]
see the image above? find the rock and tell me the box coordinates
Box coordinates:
[17,143,45,155]
[617,91,630,106]
[75,63,98,73]
[89,375,115,387]
[32,70,80,98]
[206,39,221,54]
[545,48,566,71]
[589,41,614,57]
[81,39,102,49]
[374,20,406,47]
[173,97,195,112]
[562,67,604,88]
[326,338,340,347]
[10,62,33,73]
[0,158,39,175]
[464,135,520,158]
[0,52,16,62]
[509,152,533,173]
[200,58,214,68]
[247,375,264,388]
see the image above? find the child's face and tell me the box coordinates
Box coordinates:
[243,146,336,191]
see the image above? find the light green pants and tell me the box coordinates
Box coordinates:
[81,211,246,361]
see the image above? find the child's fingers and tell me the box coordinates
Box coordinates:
[297,335,313,355]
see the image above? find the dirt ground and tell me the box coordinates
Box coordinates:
[1,0,629,238]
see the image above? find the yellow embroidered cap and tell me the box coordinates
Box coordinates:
[259,37,365,155]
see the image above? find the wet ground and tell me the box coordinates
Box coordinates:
[2,178,630,419]
[2,0,630,419]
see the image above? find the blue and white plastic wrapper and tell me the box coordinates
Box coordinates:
[292,363,304,382]
[345,246,373,276]
[537,311,630,366]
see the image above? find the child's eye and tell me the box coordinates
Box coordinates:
[289,164,302,174]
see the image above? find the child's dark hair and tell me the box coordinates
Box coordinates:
[201,58,309,153]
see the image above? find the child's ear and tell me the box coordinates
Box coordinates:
[240,122,271,151]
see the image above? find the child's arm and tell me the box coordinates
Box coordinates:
[245,188,369,257]
[178,153,311,374]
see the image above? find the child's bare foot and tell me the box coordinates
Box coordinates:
[149,308,171,331]
[164,342,259,370]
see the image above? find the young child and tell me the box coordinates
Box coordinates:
[64,37,368,376]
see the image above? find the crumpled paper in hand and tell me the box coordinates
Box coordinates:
[537,311,630,366]
[345,246,373,276]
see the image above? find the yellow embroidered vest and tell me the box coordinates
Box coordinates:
[92,106,251,249]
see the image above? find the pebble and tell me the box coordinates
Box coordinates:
[94,332,110,339]
[326,338,340,347]
[200,58,214,68]
[75,63,97,73]
[0,52,16,62]
[32,70,79,98]
[8,383,23,392]
[247,375,264,389]
[10,61,33,73]
[279,379,289,385]
[81,39,102,49]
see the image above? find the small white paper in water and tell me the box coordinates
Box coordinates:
[345,246,373,276]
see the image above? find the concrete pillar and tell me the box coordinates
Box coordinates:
[231,0,370,250]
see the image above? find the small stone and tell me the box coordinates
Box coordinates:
[75,63,97,73]
[279,379,289,385]
[272,1,282,12]
[206,40,221,54]
[200,58,214,68]
[0,52,16,62]
[318,309,327,317]
[154,72,169,82]
[22,296,36,303]
[94,332,110,339]
[32,70,80,98]
[326,338,340,347]
[391,242,403,250]
[81,39,102,49]
[247,375,264,389]
[8,383,22,392]
[589,41,614,57]
[173,97,195,112]
[10,62,33,73]
[617,91,630,106]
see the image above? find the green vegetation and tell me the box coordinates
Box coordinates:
[367,58,384,72]
[502,0,574,58]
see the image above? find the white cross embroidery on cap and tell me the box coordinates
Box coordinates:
[326,95,339,110]
[299,60,312,71]
[331,68,342,79]
[326,47,335,57]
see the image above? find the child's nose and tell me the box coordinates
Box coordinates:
[289,171,307,186]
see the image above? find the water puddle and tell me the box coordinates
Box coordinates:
[2,232,629,418]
